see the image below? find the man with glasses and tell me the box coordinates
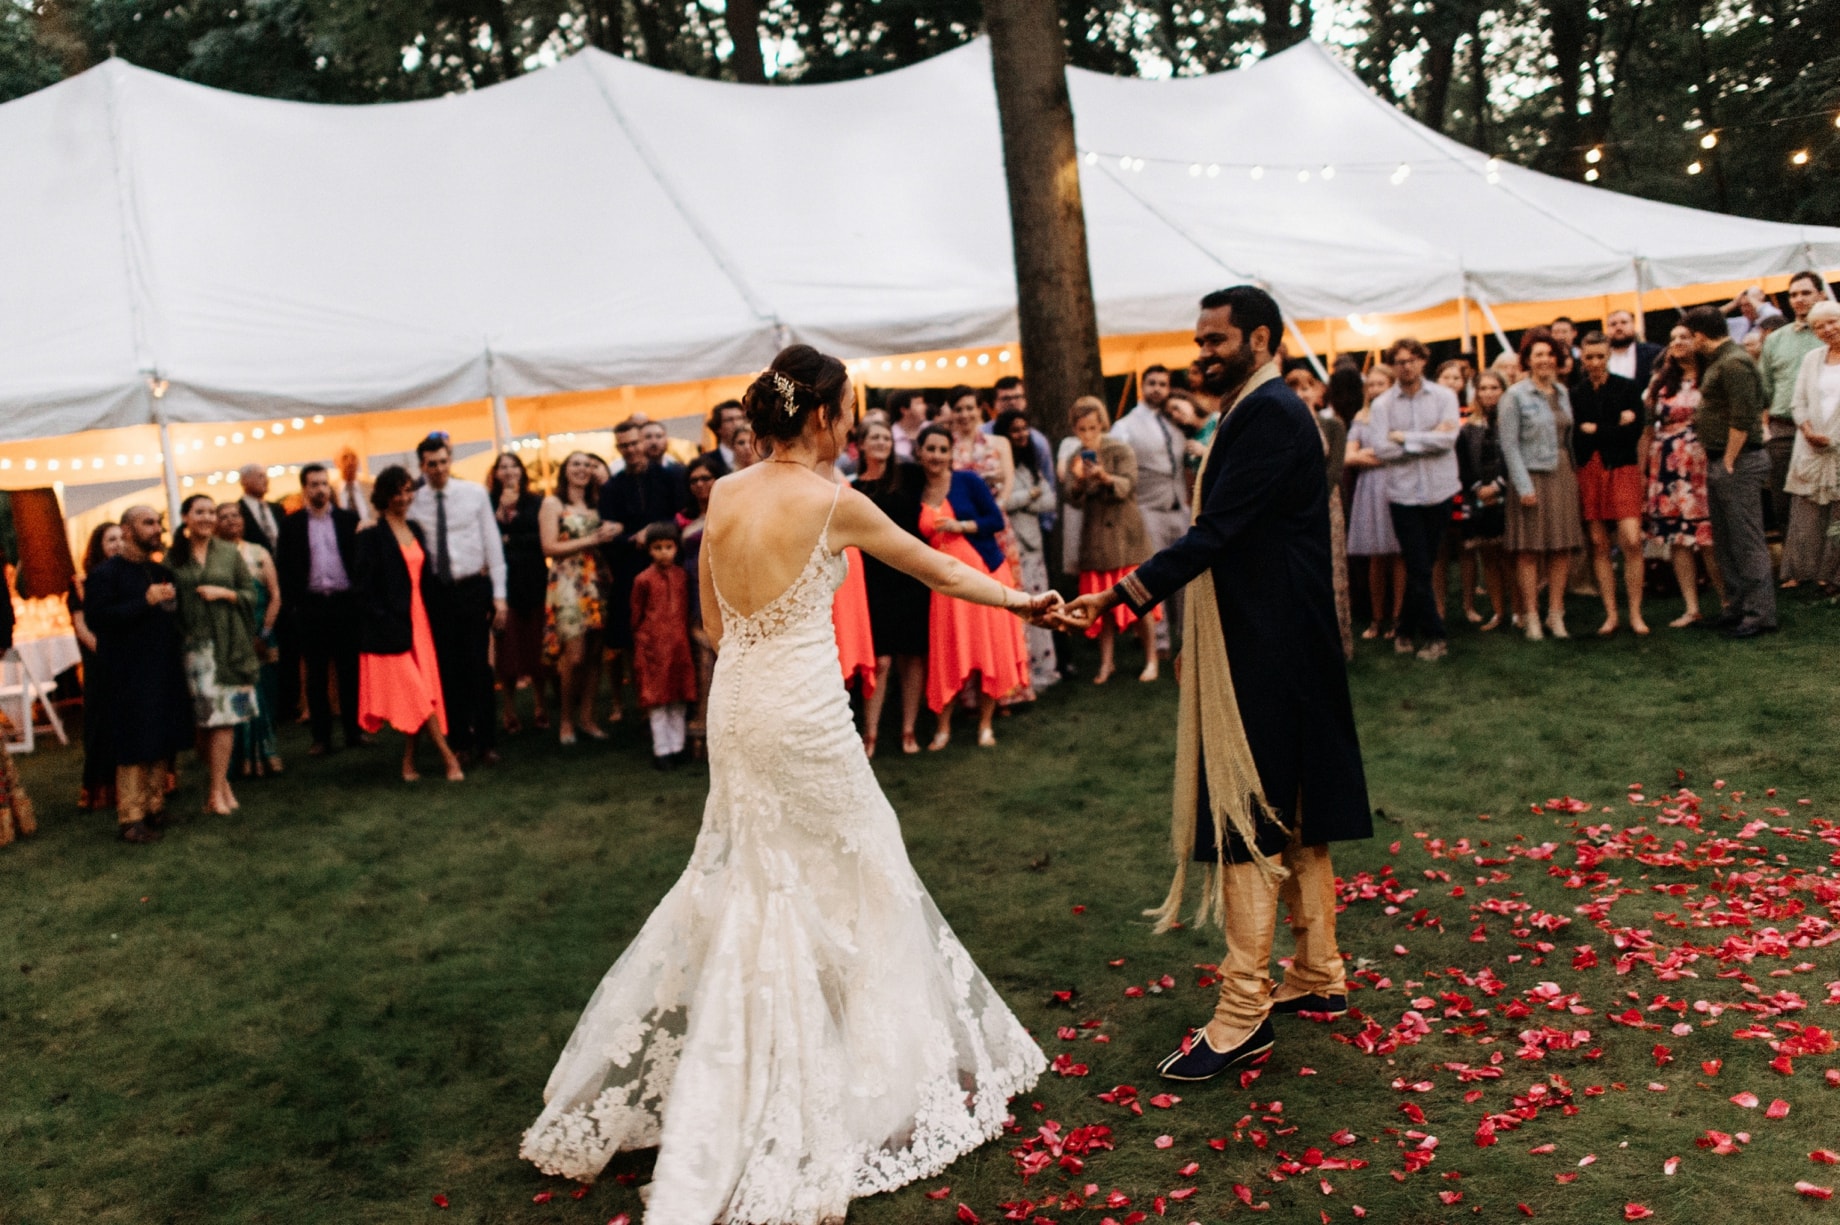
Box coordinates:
[981,376,1058,530]
[409,433,509,765]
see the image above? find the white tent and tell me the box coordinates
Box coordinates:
[3,36,1838,448]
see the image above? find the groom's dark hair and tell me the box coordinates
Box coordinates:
[1199,286,1283,356]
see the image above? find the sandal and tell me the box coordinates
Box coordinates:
[902,733,920,756]
[1669,611,1701,629]
[977,729,997,748]
[928,731,951,752]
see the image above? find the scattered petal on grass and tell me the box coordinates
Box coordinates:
[1796,1183,1835,1200]
[1625,1206,1654,1221]
[956,1204,982,1225]
[532,1191,553,1204]
[607,1216,630,1225]
[1731,1092,1760,1108]
[1814,1151,1840,1165]
[924,1187,951,1200]
[1664,1156,1681,1175]
[431,1194,449,1209]
[1153,1135,1173,1149]
[1766,1099,1791,1119]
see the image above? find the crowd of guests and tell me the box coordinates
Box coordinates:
[1330,270,1840,660]
[53,273,1840,842]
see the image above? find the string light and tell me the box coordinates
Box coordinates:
[1792,150,1810,165]
[1585,147,1602,164]
[1084,151,1097,166]
[1585,168,1599,182]
[1206,164,1220,177]
[1688,160,1703,175]
[1296,168,1311,182]
[1189,163,1202,176]
[1700,132,1718,149]
[1320,164,1336,180]
[1389,163,1411,185]
[1249,165,1264,180]
[1118,155,1131,170]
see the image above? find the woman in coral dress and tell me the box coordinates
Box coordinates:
[353,466,463,782]
[914,425,1029,749]
[1643,325,1726,627]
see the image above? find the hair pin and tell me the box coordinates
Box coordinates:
[771,372,798,417]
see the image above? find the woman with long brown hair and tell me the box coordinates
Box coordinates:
[490,450,551,734]
[541,450,619,745]
[1643,324,1725,625]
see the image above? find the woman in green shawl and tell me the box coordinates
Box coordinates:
[171,493,261,816]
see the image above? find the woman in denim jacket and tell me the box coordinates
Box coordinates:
[1498,328,1585,640]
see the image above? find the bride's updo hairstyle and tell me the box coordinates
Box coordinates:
[742,345,850,447]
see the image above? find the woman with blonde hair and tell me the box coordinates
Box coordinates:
[1063,396,1158,683]
[1344,363,1405,638]
[1782,298,1840,592]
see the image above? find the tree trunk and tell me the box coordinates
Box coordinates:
[1261,0,1310,54]
[581,0,623,55]
[724,0,767,83]
[1418,36,1456,132]
[983,0,1104,448]
[1364,0,1399,102]
[1545,0,1587,177]
[633,0,679,69]
[1466,9,1490,152]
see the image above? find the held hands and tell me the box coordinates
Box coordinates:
[144,582,177,606]
[1579,421,1598,435]
[1053,589,1118,632]
[1006,589,1064,627]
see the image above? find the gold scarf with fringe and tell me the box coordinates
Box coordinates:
[1145,360,1294,934]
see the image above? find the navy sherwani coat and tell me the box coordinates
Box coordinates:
[1118,374,1372,862]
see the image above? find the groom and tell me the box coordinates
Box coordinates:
[1061,286,1372,1079]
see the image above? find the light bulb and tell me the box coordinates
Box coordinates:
[1390,163,1411,185]
[1688,161,1703,175]
[1250,165,1264,180]
[1585,147,1602,164]
[1119,155,1132,170]
[1297,169,1311,182]
[1320,164,1335,180]
[1792,150,1810,166]
[1206,164,1220,177]
[1189,163,1202,177]
[1084,151,1097,166]
[1700,132,1717,149]
[1585,168,1599,182]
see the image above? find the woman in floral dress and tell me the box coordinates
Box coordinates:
[542,451,618,745]
[1643,325,1726,627]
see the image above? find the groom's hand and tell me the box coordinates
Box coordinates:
[1056,589,1119,631]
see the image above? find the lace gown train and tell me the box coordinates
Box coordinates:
[520,510,1045,1224]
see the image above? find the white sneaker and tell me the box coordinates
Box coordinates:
[1546,612,1570,640]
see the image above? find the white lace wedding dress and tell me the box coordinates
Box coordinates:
[520,505,1046,1224]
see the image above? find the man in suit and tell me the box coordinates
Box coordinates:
[334,447,375,527]
[1604,310,1662,391]
[278,463,363,754]
[237,462,299,721]
[1062,285,1372,1081]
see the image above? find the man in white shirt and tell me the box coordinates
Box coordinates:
[334,447,375,527]
[1367,338,1461,661]
[1723,287,1783,344]
[1110,364,1189,652]
[1604,310,1661,388]
[886,390,929,463]
[705,399,744,473]
[237,464,285,554]
[409,434,508,765]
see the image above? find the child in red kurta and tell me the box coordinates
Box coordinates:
[631,522,698,769]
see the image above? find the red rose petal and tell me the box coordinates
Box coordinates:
[1154,1135,1174,1149]
[1625,1206,1654,1221]
[1814,1150,1840,1165]
[431,1194,450,1209]
[1731,1092,1760,1108]
[1766,1099,1791,1119]
[957,1204,983,1225]
[925,1188,951,1200]
[1796,1182,1835,1200]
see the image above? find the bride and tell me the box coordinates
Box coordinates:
[520,344,1056,1223]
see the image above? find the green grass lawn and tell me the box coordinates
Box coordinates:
[5,587,1840,1225]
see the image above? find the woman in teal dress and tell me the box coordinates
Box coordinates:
[217,501,284,777]
[171,494,260,815]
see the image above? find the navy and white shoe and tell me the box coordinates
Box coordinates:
[1268,992,1348,1018]
[1155,1019,1274,1081]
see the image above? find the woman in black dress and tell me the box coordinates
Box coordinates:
[852,417,930,755]
[490,452,551,733]
[1456,369,1511,630]
[69,523,124,811]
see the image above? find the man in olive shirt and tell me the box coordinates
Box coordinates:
[1683,305,1776,637]
[1759,272,1830,534]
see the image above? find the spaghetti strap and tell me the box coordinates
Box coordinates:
[819,480,845,556]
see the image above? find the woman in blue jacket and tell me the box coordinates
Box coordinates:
[914,426,1030,749]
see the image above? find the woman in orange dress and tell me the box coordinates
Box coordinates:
[353,465,464,783]
[832,542,877,708]
[915,425,1028,749]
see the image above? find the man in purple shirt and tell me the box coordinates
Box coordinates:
[278,463,364,754]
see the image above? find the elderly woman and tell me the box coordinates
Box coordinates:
[1782,300,1840,593]
[170,493,261,815]
[1499,327,1585,640]
[1064,396,1158,684]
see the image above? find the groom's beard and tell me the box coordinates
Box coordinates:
[1199,343,1259,398]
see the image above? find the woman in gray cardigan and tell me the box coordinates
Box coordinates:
[1064,397,1158,683]
[1498,328,1585,641]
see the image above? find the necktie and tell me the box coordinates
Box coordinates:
[434,489,453,583]
[346,482,358,512]
[1157,415,1182,509]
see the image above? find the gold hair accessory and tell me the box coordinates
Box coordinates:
[771,372,798,417]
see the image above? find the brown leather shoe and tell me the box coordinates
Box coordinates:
[119,821,162,844]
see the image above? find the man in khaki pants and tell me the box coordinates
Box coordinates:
[1063,286,1373,1079]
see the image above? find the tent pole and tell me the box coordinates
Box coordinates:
[1473,292,1513,356]
[1631,259,1648,341]
[154,410,181,525]
[1281,315,1328,381]
[491,394,512,453]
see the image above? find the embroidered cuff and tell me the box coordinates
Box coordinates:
[1116,571,1153,615]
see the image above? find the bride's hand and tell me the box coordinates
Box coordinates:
[1010,589,1062,626]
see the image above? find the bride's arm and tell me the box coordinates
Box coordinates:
[700,535,723,651]
[829,485,1050,614]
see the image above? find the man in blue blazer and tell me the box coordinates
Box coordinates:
[1062,286,1372,1081]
